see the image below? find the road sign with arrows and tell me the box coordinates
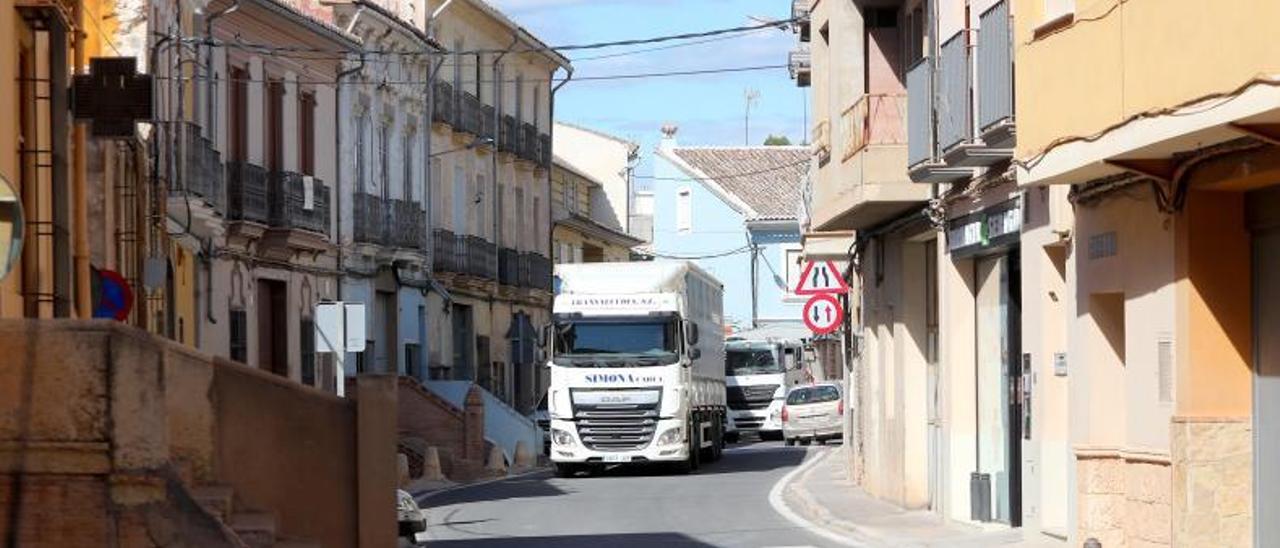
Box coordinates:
[793,260,849,295]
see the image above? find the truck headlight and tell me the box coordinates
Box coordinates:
[551,428,576,447]
[656,426,684,447]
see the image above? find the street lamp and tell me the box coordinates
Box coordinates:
[429,136,494,158]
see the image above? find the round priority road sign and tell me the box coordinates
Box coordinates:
[802,293,843,335]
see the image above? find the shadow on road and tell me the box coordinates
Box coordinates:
[570,441,811,478]
[424,532,719,547]
[423,475,565,507]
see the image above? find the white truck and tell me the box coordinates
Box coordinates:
[546,261,726,476]
[723,326,810,442]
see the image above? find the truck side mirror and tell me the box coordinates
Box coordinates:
[0,174,24,282]
[684,321,699,346]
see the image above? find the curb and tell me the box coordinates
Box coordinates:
[413,466,551,503]
[767,447,873,547]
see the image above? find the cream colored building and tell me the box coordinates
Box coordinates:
[550,122,641,264]
[551,160,641,264]
[1013,0,1276,546]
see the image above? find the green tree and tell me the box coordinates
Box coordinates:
[763,134,792,146]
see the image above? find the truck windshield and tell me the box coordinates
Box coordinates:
[725,348,783,376]
[553,319,680,365]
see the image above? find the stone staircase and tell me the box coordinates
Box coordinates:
[191,485,319,548]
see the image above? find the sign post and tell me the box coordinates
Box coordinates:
[315,301,366,397]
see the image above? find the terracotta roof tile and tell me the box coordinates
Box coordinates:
[670,146,808,220]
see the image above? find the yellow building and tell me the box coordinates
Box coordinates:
[1013,0,1278,545]
[551,158,641,264]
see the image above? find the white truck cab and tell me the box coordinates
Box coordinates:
[547,262,726,476]
[723,333,808,442]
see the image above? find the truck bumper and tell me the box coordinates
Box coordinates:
[549,418,690,464]
[729,405,783,434]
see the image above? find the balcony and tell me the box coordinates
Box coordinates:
[522,252,552,291]
[460,92,482,136]
[390,199,425,249]
[841,94,907,160]
[498,247,519,287]
[520,123,539,164]
[811,120,830,164]
[480,104,496,143]
[791,0,810,42]
[464,235,497,280]
[788,47,811,88]
[352,192,387,245]
[432,81,455,126]
[937,33,970,156]
[432,229,463,273]
[539,134,552,168]
[906,57,973,184]
[267,171,330,236]
[226,161,269,224]
[976,0,1014,149]
[180,122,224,213]
[499,115,518,153]
[810,93,929,232]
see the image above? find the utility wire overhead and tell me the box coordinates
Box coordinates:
[634,158,809,182]
[145,64,788,86]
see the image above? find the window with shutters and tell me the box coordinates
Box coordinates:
[299,91,316,175]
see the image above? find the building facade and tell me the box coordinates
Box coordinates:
[551,122,641,264]
[650,126,808,332]
[1014,0,1276,545]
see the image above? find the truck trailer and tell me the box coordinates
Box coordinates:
[547,261,726,476]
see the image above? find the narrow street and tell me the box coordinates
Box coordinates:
[420,442,843,547]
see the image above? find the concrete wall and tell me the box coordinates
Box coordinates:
[0,320,397,547]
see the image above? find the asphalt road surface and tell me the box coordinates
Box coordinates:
[418,440,843,547]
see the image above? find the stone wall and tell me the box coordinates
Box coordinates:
[1076,449,1172,548]
[1171,417,1253,548]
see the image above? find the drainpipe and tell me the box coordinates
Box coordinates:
[492,35,517,279]
[72,0,90,318]
[545,64,572,276]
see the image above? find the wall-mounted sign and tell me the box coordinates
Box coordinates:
[947,198,1022,255]
[802,293,843,335]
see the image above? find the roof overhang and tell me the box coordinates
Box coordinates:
[555,213,644,248]
[1018,76,1280,187]
[800,230,855,261]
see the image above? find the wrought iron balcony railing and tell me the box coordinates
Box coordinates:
[498,247,519,286]
[520,123,539,163]
[226,161,269,224]
[499,115,518,153]
[538,133,552,168]
[460,92,482,136]
[480,104,496,142]
[179,122,225,213]
[353,192,387,244]
[390,199,425,249]
[464,235,497,280]
[268,171,330,235]
[432,81,455,126]
[788,47,811,87]
[432,229,462,273]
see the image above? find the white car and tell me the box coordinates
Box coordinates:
[781,383,843,446]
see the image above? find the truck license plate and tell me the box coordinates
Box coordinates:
[602,454,631,463]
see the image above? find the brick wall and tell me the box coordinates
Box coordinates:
[396,378,486,480]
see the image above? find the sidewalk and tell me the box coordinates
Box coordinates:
[780,448,1066,548]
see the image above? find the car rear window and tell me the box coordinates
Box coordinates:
[786,385,840,405]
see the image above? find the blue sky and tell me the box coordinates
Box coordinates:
[490,0,808,164]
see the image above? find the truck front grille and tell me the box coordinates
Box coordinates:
[727,384,779,411]
[573,401,661,451]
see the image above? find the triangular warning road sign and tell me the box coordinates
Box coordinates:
[794,260,850,295]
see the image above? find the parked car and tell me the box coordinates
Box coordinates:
[781,383,843,446]
[397,489,427,545]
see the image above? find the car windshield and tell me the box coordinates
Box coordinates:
[787,385,840,405]
[725,348,782,376]
[553,318,680,366]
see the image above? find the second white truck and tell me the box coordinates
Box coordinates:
[546,261,726,476]
[723,326,810,442]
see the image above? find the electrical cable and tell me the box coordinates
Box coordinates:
[179,17,797,59]
[145,64,788,86]
[634,245,751,260]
